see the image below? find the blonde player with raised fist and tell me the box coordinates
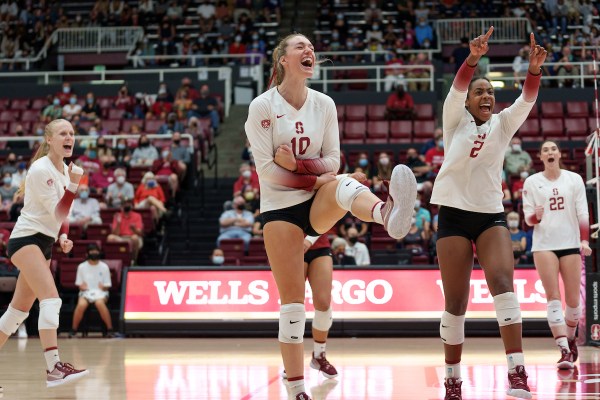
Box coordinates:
[245,34,417,400]
[431,28,546,400]
[3,119,89,389]
[523,140,591,370]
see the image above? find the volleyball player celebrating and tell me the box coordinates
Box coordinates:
[431,28,546,400]
[245,34,417,400]
[523,141,591,369]
[2,119,89,387]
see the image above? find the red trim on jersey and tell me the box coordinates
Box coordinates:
[522,71,542,102]
[280,173,317,191]
[58,221,69,239]
[295,158,332,175]
[55,190,76,221]
[454,60,477,92]
[525,214,541,225]
[311,234,330,250]
[287,376,304,382]
[579,219,590,242]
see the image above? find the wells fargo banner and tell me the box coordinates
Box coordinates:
[123,269,551,321]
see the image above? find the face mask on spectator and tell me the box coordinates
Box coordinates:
[117,143,126,150]
[348,236,358,244]
[252,34,259,40]
[140,141,149,147]
[124,204,132,212]
[379,157,389,166]
[158,87,166,94]
[520,171,529,179]
[242,170,251,178]
[508,220,519,229]
[173,139,181,145]
[88,150,97,159]
[63,86,70,94]
[147,180,157,188]
[212,256,224,265]
[36,128,44,135]
[512,144,522,152]
[414,200,421,209]
[437,140,444,148]
[53,98,60,106]
[162,150,170,159]
[3,177,11,186]
[87,97,94,104]
[69,97,77,105]
[116,176,126,184]
[88,252,100,261]
[18,162,26,170]
[89,129,98,137]
[358,159,368,167]
[79,190,89,199]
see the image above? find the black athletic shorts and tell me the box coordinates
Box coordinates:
[261,196,320,236]
[304,247,333,264]
[437,206,508,242]
[7,233,55,261]
[551,248,580,258]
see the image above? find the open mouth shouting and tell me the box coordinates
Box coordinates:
[547,156,555,163]
[300,56,314,71]
[479,102,492,115]
[63,144,73,153]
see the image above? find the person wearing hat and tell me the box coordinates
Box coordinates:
[69,243,115,338]
[134,171,167,222]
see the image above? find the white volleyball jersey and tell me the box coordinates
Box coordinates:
[245,87,340,212]
[430,86,535,213]
[522,170,588,251]
[10,156,71,240]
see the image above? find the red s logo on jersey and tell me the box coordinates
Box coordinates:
[295,121,304,134]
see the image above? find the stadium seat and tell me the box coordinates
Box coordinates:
[541,118,565,138]
[59,258,86,290]
[10,99,30,110]
[247,238,266,257]
[343,121,366,143]
[336,104,345,121]
[369,237,397,252]
[20,110,39,122]
[104,259,123,293]
[219,239,245,258]
[103,119,121,134]
[345,105,367,121]
[389,120,412,143]
[86,224,112,243]
[0,110,18,122]
[100,209,118,224]
[527,103,539,119]
[241,255,269,266]
[566,101,589,118]
[144,119,164,133]
[564,118,589,139]
[97,97,114,109]
[493,102,511,114]
[104,241,132,266]
[108,108,126,120]
[413,120,435,141]
[348,69,368,90]
[518,119,541,140]
[31,98,47,110]
[121,119,144,134]
[414,103,434,120]
[541,101,564,118]
[367,104,387,121]
[366,121,389,143]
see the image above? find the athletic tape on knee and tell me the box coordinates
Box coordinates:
[493,292,522,326]
[440,311,465,345]
[547,300,565,326]
[335,176,370,212]
[0,305,29,336]
[38,298,62,330]
[565,304,581,323]
[312,308,332,331]
[278,303,305,344]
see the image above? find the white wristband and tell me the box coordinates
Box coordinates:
[305,235,320,245]
[71,165,84,175]
[59,234,68,241]
[67,182,78,193]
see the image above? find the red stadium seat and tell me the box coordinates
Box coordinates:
[414,103,434,120]
[100,208,118,224]
[366,121,389,143]
[541,118,565,138]
[0,110,18,122]
[97,97,114,109]
[31,98,47,110]
[103,119,121,134]
[59,259,86,290]
[565,118,589,139]
[336,104,345,121]
[343,121,366,143]
[241,255,269,266]
[121,119,144,134]
[104,241,132,266]
[20,110,39,122]
[247,238,266,257]
[345,105,367,121]
[527,103,539,119]
[104,259,123,292]
[369,237,397,252]
[348,69,368,90]
[219,239,245,258]
[541,101,564,118]
[10,99,30,110]
[86,224,112,243]
[108,108,126,120]
[0,99,9,110]
[518,119,541,140]
[144,119,164,133]
[493,102,511,114]
[413,120,435,141]
[389,120,412,143]
[566,101,589,118]
[367,105,387,121]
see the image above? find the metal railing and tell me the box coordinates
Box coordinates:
[436,18,532,44]
[486,61,596,88]
[317,48,440,62]
[311,64,435,93]
[0,67,233,118]
[57,27,144,54]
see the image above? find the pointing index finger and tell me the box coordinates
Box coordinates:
[530,32,535,48]
[484,26,494,40]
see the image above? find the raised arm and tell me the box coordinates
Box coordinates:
[521,32,546,103]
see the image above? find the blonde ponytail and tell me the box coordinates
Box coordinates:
[16,119,67,197]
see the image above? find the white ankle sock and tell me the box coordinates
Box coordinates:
[567,323,578,340]
[372,202,384,224]
[44,347,60,371]
[507,352,524,371]
[555,336,569,351]
[314,341,326,357]
[445,363,461,379]
[288,377,305,396]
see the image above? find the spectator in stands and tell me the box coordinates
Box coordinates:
[554,45,580,88]
[170,132,190,180]
[131,134,159,167]
[414,17,433,48]
[372,152,393,192]
[0,171,17,215]
[450,37,470,74]
[331,237,356,266]
[113,138,132,168]
[364,0,383,24]
[228,34,247,60]
[150,83,174,120]
[354,152,374,179]
[344,227,370,266]
[339,213,369,241]
[233,162,259,197]
[0,153,18,175]
[42,97,63,122]
[135,171,167,222]
[398,213,427,256]
[414,1,431,22]
[166,0,183,23]
[138,0,155,25]
[401,21,416,49]
[511,167,529,208]
[211,248,225,265]
[507,211,527,267]
[69,184,102,229]
[217,195,254,249]
[404,147,430,184]
[241,184,260,216]
[11,161,26,188]
[215,1,231,20]
[157,112,185,135]
[107,198,144,264]
[81,92,102,120]
[512,46,530,89]
[383,53,407,92]
[407,52,432,91]
[0,225,9,258]
[71,115,88,136]
[197,0,216,23]
[425,133,445,177]
[414,196,431,238]
[96,136,115,165]
[69,243,115,338]
[55,82,73,106]
[262,0,281,23]
[385,85,415,120]
[92,118,108,136]
[548,0,569,35]
[79,145,102,175]
[152,147,180,198]
[365,21,383,43]
[114,85,134,118]
[61,95,82,121]
[89,161,115,196]
[106,168,134,209]
[172,89,193,120]
[504,137,532,176]
[252,212,265,237]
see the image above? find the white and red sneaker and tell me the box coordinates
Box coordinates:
[380,164,417,239]
[295,393,311,400]
[568,338,578,362]
[309,352,338,379]
[444,377,462,400]
[46,362,89,388]
[557,348,574,370]
[507,365,532,399]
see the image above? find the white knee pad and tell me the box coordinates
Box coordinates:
[312,307,332,331]
[0,305,29,336]
[565,304,582,322]
[494,292,522,327]
[335,176,369,211]
[547,300,565,326]
[38,298,62,330]
[278,303,305,344]
[440,311,465,345]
